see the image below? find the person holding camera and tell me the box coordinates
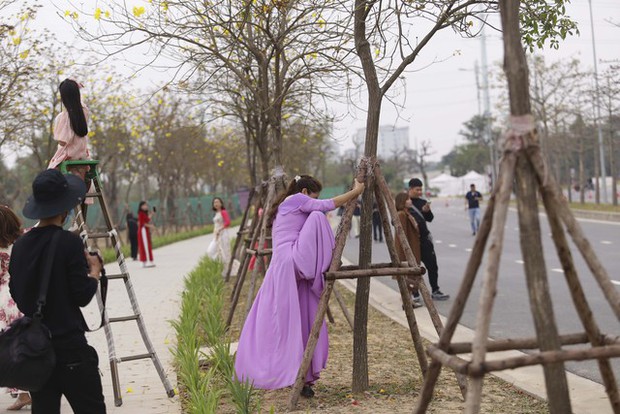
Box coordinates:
[9,169,106,413]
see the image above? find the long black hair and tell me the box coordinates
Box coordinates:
[267,175,322,227]
[138,201,148,215]
[59,79,88,137]
[212,197,226,211]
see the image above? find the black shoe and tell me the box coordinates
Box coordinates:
[301,385,315,398]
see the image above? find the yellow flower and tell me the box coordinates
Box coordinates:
[12,37,21,46]
[126,387,133,393]
[71,11,79,20]
[375,48,380,57]
[64,10,71,17]
[165,132,172,138]
[105,10,111,18]
[106,75,113,83]
[133,6,145,17]
[94,8,102,21]
[217,160,224,167]
[162,1,169,11]
[19,49,29,59]
[317,19,325,28]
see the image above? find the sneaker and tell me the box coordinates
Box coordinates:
[431,290,450,301]
[412,295,423,308]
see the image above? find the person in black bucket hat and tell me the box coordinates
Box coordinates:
[9,169,107,413]
[22,169,86,220]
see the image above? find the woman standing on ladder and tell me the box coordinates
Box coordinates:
[235,175,364,398]
[137,201,156,268]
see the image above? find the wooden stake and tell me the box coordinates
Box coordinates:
[414,171,498,414]
[373,181,428,376]
[465,152,517,414]
[375,166,468,396]
[225,186,256,282]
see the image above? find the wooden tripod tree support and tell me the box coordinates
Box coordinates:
[226,177,274,328]
[414,3,620,413]
[287,158,467,410]
[224,186,258,283]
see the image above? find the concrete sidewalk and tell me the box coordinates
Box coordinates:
[1,231,218,413]
[337,275,613,414]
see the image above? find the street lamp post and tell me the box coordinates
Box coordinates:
[588,0,608,203]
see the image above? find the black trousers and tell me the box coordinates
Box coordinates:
[129,234,138,259]
[420,238,440,292]
[372,216,383,241]
[31,345,106,414]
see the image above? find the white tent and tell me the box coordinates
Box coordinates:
[459,170,489,194]
[429,173,462,196]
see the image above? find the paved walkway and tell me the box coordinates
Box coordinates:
[1,232,217,413]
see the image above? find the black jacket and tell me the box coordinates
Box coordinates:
[409,197,434,239]
[9,225,98,349]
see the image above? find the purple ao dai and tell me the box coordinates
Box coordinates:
[234,193,335,389]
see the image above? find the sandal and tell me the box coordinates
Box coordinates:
[7,393,32,411]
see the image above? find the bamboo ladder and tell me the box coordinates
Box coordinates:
[413,3,620,413]
[287,158,468,410]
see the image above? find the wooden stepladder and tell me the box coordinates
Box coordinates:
[60,160,175,407]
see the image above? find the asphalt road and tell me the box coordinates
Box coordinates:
[341,197,620,385]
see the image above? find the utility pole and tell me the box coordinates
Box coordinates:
[481,22,497,189]
[474,61,481,116]
[588,0,608,203]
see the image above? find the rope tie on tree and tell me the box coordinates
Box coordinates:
[503,114,536,153]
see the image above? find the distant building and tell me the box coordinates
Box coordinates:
[353,126,410,159]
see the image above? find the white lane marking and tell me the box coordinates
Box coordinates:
[515,260,524,264]
[612,280,620,286]
[551,268,564,273]
[601,240,612,245]
[465,248,472,252]
[435,240,442,244]
[449,244,457,248]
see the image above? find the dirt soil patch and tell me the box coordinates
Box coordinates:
[222,278,548,413]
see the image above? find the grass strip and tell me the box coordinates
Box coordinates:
[172,257,260,413]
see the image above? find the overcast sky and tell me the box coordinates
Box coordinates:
[16,1,620,162]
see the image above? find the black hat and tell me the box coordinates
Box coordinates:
[23,170,87,219]
[408,178,423,188]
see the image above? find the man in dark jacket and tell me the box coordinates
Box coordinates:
[408,178,449,302]
[10,169,106,413]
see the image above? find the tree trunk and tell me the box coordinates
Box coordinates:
[352,0,383,393]
[499,2,572,413]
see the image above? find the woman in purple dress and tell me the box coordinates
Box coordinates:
[235,175,364,397]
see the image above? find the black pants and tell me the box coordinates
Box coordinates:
[372,217,383,241]
[31,345,106,414]
[420,238,440,292]
[129,234,138,259]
